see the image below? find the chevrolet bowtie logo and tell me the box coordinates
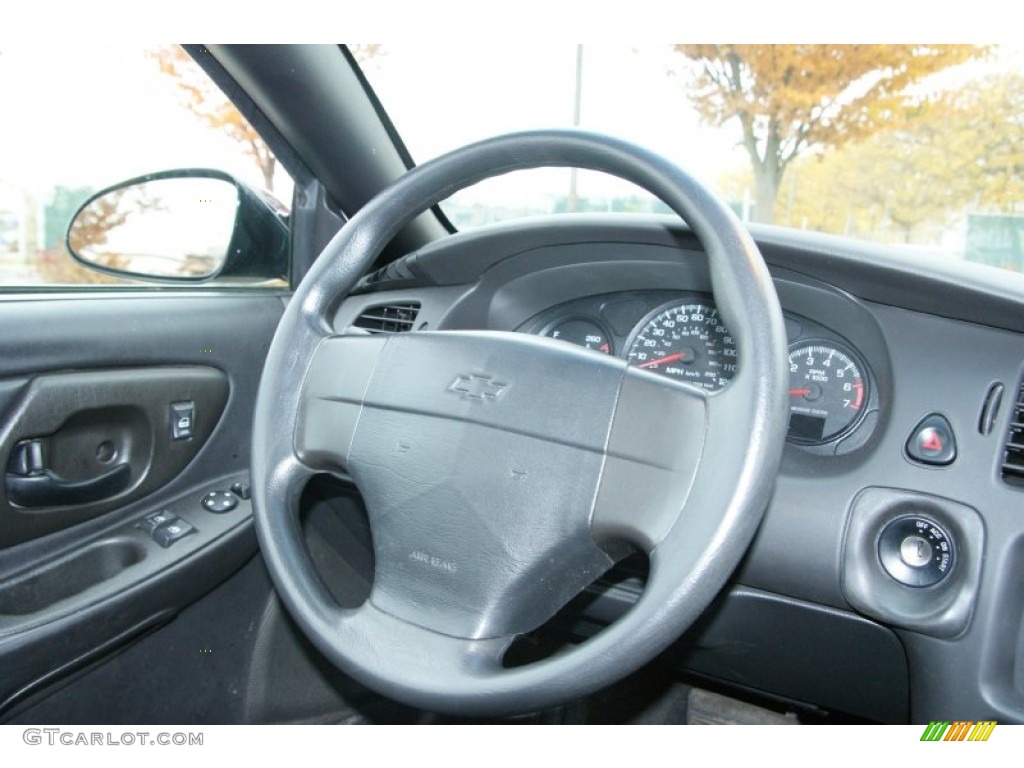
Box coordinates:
[448,374,507,401]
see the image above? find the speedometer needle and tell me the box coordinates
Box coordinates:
[638,352,686,369]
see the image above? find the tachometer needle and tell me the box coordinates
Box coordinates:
[638,352,686,369]
[789,388,812,396]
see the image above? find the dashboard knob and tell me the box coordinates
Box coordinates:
[878,516,955,587]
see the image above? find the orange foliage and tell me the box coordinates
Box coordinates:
[675,45,989,222]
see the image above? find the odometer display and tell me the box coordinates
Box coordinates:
[787,342,867,444]
[626,302,737,392]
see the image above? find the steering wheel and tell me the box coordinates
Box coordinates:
[251,130,789,718]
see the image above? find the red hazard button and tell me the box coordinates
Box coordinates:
[920,429,944,453]
[906,414,957,466]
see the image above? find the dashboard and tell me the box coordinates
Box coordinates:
[334,214,1024,724]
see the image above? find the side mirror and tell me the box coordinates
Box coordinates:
[66,169,289,284]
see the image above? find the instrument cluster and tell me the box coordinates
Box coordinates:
[519,290,879,453]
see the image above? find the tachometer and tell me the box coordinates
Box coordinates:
[625,301,737,392]
[787,341,868,445]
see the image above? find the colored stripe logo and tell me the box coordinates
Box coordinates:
[920,721,996,741]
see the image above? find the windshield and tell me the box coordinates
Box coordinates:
[361,45,1024,273]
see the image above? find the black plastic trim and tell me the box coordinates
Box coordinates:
[357,215,1024,335]
[0,472,255,720]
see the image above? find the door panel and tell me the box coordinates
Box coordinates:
[1,366,229,546]
[0,292,284,720]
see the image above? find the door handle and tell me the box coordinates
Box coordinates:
[5,463,131,508]
[5,440,131,508]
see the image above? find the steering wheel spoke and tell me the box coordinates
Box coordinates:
[338,601,514,683]
[590,368,709,551]
[295,334,389,473]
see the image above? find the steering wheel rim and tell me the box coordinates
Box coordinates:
[251,130,789,717]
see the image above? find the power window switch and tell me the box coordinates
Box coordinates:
[171,401,195,440]
[153,518,196,548]
[140,509,178,534]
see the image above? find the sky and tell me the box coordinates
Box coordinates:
[1,33,1021,254]
[3,41,1019,217]
[364,44,1024,214]
[0,46,283,200]
[0,0,1017,43]
[0,44,734,210]
[364,45,745,206]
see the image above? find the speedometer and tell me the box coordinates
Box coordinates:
[625,301,737,392]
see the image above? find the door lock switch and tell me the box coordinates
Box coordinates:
[170,401,195,440]
[230,481,251,500]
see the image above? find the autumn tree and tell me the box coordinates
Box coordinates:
[760,71,1024,245]
[349,44,385,67]
[152,46,278,190]
[66,185,163,260]
[30,186,127,285]
[943,72,1024,210]
[153,45,384,193]
[675,45,987,223]
[793,129,965,243]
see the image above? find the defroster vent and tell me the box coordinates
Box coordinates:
[353,302,421,334]
[1002,379,1024,485]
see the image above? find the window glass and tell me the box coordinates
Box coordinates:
[363,45,1024,274]
[0,45,292,288]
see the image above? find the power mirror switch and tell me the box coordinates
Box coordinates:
[201,491,238,514]
[171,401,195,440]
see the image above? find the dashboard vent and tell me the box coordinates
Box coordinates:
[1001,380,1024,485]
[353,302,421,334]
